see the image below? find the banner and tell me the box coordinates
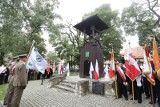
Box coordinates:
[125,47,141,81]
[26,47,47,74]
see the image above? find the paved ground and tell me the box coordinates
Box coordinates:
[0,77,158,107]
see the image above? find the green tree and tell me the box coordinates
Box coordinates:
[49,22,82,67]
[46,51,61,64]
[0,0,60,64]
[121,1,160,48]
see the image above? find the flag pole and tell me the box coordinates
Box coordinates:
[146,37,154,107]
[151,38,155,107]
[26,40,36,65]
[115,75,118,98]
[150,84,155,107]
[112,47,118,98]
[128,40,135,103]
[132,80,135,103]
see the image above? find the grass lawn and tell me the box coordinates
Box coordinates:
[0,84,7,100]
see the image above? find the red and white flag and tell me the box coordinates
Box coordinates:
[108,52,115,78]
[89,62,94,79]
[94,59,99,80]
[143,44,152,74]
[143,44,155,85]
[125,47,141,81]
[58,64,63,74]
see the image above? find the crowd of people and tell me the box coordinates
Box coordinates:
[0,66,54,86]
[2,53,160,107]
[104,57,160,107]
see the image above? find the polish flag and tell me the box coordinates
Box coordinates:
[108,52,115,78]
[94,59,99,80]
[125,47,141,81]
[89,62,94,79]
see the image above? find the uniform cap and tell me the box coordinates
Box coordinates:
[19,54,27,58]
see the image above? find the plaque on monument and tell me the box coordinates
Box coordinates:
[92,82,104,95]
[85,51,90,57]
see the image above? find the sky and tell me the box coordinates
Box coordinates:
[44,0,139,52]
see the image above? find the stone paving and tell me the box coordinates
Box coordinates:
[0,77,159,107]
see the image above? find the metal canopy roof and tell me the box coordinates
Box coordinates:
[74,15,109,36]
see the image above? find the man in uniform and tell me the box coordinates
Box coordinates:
[3,56,19,105]
[8,54,28,107]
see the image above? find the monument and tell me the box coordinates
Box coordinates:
[74,15,109,79]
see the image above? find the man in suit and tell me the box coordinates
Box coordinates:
[8,54,28,107]
[116,57,128,100]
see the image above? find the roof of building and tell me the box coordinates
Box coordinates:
[123,46,144,59]
[74,15,109,36]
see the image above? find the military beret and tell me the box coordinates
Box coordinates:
[19,54,27,58]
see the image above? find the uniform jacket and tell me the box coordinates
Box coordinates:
[8,62,16,82]
[12,60,27,86]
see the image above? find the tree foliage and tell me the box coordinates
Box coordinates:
[121,0,160,47]
[49,22,83,66]
[0,0,60,64]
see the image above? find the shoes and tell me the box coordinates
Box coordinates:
[149,102,156,104]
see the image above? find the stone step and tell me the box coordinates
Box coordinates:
[0,101,4,107]
[62,80,77,85]
[54,84,76,93]
[59,82,76,89]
